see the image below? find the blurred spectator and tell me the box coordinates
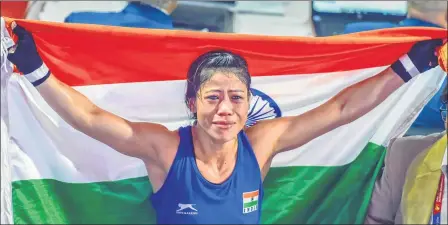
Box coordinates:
[344,1,447,32]
[344,1,447,136]
[364,85,447,224]
[64,0,178,29]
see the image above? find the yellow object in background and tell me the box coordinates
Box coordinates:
[438,42,447,72]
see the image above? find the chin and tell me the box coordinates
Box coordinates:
[209,125,242,143]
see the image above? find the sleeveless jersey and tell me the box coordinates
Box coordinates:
[150,126,263,224]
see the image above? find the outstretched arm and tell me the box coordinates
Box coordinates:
[248,39,444,164]
[36,75,172,160]
[7,23,174,162]
[250,67,402,152]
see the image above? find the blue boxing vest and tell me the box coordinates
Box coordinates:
[150,126,263,224]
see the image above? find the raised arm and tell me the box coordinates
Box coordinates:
[36,75,173,160]
[248,39,444,166]
[6,23,174,161]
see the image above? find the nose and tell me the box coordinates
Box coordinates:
[217,97,233,116]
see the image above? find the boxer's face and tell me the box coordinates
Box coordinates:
[192,72,250,143]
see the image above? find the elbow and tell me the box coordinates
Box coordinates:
[339,103,357,125]
[338,97,380,126]
[69,105,102,132]
[333,97,366,126]
[329,98,348,126]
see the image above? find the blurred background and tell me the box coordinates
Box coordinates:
[1,0,446,136]
[0,1,411,36]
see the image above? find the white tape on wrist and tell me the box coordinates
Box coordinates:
[25,63,50,84]
[398,54,420,78]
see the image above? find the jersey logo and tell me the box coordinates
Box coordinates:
[176,203,198,215]
[246,88,282,127]
[242,190,259,214]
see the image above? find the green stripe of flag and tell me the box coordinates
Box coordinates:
[12,143,385,224]
[12,177,156,224]
[261,142,386,224]
[244,200,258,209]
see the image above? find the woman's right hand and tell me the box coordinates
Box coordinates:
[7,22,50,86]
[6,21,176,164]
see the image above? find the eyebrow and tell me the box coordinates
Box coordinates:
[204,89,245,94]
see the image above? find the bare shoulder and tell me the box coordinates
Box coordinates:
[245,118,288,166]
[136,122,181,166]
[246,119,282,148]
[246,116,294,147]
[138,124,182,193]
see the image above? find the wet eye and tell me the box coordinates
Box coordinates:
[206,95,219,100]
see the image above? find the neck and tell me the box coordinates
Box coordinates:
[192,126,238,168]
[407,9,447,29]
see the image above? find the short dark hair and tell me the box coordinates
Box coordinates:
[185,50,251,120]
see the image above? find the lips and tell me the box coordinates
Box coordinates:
[212,121,235,129]
[213,121,234,125]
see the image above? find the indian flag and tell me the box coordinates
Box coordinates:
[0,17,446,224]
[243,190,259,214]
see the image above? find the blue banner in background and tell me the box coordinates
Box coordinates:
[64,2,173,29]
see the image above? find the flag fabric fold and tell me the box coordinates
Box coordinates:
[1,17,446,224]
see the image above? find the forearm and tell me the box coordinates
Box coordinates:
[263,67,405,154]
[35,73,164,159]
[335,67,404,125]
[36,74,100,130]
[6,22,172,160]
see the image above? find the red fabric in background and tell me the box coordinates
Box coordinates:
[1,1,28,19]
[3,17,447,86]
